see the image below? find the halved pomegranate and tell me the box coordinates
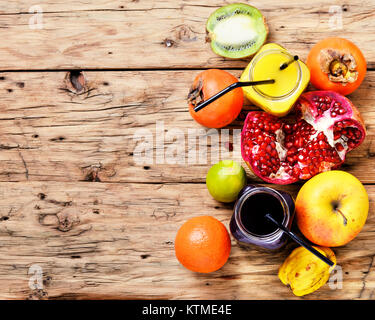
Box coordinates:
[241,91,366,184]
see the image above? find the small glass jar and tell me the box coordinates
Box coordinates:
[240,43,310,116]
[230,185,295,250]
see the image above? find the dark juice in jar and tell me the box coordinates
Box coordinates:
[240,192,285,236]
[230,185,295,250]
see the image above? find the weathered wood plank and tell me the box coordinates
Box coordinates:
[0,0,374,69]
[0,181,374,299]
[0,70,374,183]
[0,0,374,302]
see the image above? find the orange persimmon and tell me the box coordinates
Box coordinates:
[187,69,243,128]
[306,38,366,95]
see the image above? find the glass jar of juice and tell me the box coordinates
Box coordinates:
[240,43,310,116]
[230,185,295,250]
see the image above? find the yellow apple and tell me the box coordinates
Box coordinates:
[296,170,369,247]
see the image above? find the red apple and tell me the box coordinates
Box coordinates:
[296,170,369,247]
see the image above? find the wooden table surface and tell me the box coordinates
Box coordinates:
[0,0,374,300]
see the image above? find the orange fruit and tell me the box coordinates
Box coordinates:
[188,69,243,128]
[306,38,366,95]
[174,216,231,273]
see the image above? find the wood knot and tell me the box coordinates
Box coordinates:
[84,168,101,182]
[38,193,46,200]
[64,70,87,94]
[162,38,175,48]
[43,275,52,287]
[174,25,197,42]
[57,209,80,232]
[81,163,116,182]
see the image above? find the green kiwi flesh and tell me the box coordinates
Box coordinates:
[206,3,268,59]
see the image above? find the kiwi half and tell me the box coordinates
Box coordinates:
[206,3,268,59]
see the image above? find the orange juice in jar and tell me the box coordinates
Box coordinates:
[240,43,310,116]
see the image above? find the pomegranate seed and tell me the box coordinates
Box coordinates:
[333,132,341,140]
[284,124,292,133]
[285,142,293,149]
[292,167,301,177]
[302,167,310,175]
[335,143,344,152]
[317,132,325,140]
[287,156,294,163]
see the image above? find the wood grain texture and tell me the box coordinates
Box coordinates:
[0,181,374,300]
[0,0,374,70]
[0,70,374,183]
[0,0,374,300]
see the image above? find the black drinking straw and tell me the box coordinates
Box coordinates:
[280,55,299,70]
[193,79,275,112]
[265,213,335,267]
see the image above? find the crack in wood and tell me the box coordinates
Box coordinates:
[17,148,28,180]
[358,254,375,299]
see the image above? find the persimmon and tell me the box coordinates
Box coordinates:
[187,69,243,128]
[306,38,366,95]
[174,216,231,273]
